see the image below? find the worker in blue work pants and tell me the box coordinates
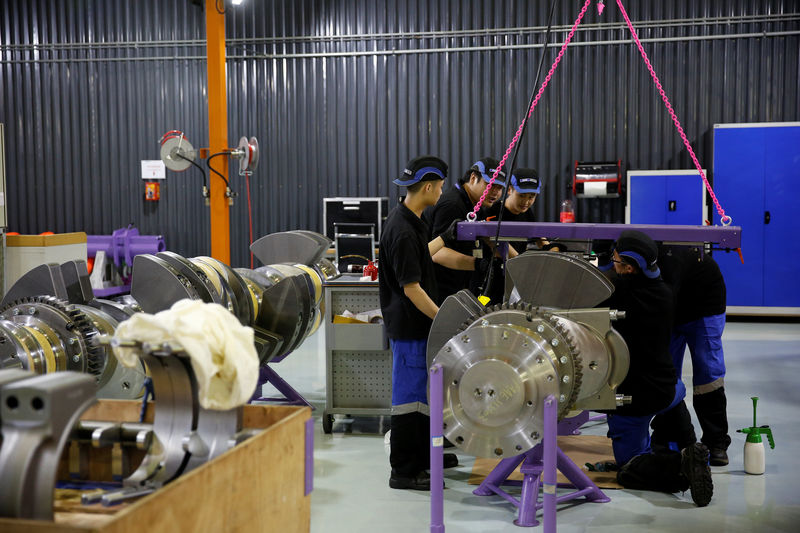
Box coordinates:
[596,231,713,507]
[653,247,731,466]
[379,155,458,491]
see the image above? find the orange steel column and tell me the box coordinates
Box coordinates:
[205,0,230,263]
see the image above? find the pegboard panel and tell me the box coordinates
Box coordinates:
[330,291,381,315]
[331,350,392,409]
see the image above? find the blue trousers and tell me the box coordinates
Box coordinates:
[607,380,687,466]
[390,339,429,414]
[670,313,726,392]
[668,313,730,449]
[389,338,430,476]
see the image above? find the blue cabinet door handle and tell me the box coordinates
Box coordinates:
[764,211,771,224]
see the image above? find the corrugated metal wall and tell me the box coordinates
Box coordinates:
[2,1,799,267]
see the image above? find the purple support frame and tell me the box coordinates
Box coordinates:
[249,365,314,409]
[456,221,742,249]
[473,409,610,528]
[542,396,557,533]
[305,417,314,495]
[429,364,445,533]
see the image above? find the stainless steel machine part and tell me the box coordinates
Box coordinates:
[0,368,32,447]
[0,295,106,376]
[0,371,96,520]
[504,251,614,308]
[434,323,561,458]
[1,230,336,396]
[194,256,254,326]
[428,253,630,459]
[82,340,246,506]
[154,251,220,305]
[130,254,203,313]
[0,260,95,309]
[250,230,330,266]
[426,289,487,369]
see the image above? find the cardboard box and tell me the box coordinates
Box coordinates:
[0,400,312,533]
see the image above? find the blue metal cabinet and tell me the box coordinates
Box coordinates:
[763,127,800,307]
[713,123,800,312]
[627,170,707,225]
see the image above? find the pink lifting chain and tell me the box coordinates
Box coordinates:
[470,0,731,226]
[469,0,593,221]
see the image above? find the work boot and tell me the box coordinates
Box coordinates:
[444,453,458,469]
[709,448,729,466]
[681,443,713,507]
[390,470,431,491]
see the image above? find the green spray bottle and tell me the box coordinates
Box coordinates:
[737,397,775,475]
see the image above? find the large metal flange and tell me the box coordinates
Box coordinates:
[459,307,582,418]
[433,324,561,459]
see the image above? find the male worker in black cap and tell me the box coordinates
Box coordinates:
[485,167,541,256]
[422,157,507,304]
[597,230,713,507]
[379,155,459,491]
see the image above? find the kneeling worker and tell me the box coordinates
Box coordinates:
[379,155,459,491]
[598,230,713,507]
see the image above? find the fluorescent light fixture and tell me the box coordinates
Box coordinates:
[231,0,245,5]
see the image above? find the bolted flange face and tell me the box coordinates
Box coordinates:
[433,324,560,458]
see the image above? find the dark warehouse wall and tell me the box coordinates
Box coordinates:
[1,0,799,267]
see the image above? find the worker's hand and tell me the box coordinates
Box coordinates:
[542,241,567,252]
[439,219,459,248]
[591,239,614,270]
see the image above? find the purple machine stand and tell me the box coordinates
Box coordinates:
[87,225,166,297]
[429,366,609,532]
[249,355,314,409]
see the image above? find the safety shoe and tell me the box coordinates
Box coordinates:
[709,448,729,466]
[390,470,430,491]
[681,443,713,507]
[444,453,459,469]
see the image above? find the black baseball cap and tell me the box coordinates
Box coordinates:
[510,168,541,194]
[471,157,507,187]
[615,230,661,279]
[394,155,448,186]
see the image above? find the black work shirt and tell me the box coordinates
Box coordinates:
[379,203,438,340]
[600,273,677,417]
[658,247,727,325]
[422,184,489,303]
[485,203,536,254]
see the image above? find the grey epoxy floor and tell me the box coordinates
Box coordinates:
[269,320,800,532]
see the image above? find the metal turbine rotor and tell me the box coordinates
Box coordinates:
[429,252,630,459]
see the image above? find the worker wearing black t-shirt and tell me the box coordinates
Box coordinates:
[485,168,540,255]
[598,230,713,507]
[379,155,459,491]
[422,157,506,304]
[652,247,731,466]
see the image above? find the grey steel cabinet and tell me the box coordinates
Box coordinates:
[323,280,392,433]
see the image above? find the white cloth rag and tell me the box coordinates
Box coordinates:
[112,299,259,410]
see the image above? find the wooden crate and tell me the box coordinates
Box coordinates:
[0,400,312,533]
